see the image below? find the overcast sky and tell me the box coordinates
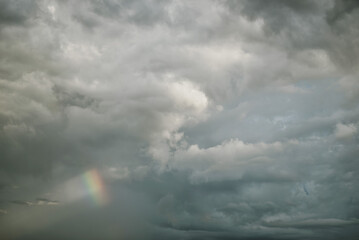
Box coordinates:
[0,0,359,239]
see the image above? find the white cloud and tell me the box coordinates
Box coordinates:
[172,139,290,183]
[335,123,357,139]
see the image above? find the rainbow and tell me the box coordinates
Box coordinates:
[82,169,109,206]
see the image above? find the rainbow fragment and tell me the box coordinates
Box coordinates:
[82,169,109,205]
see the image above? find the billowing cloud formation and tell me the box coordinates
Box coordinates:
[0,0,359,239]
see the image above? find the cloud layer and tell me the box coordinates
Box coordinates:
[0,0,359,239]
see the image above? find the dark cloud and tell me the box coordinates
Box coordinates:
[227,0,320,33]
[326,0,359,24]
[0,0,359,239]
[0,0,37,27]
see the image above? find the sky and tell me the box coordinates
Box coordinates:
[0,0,359,239]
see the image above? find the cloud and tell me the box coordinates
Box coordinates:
[0,0,37,27]
[10,199,59,207]
[172,139,288,183]
[0,0,359,239]
[335,123,358,139]
[264,218,359,229]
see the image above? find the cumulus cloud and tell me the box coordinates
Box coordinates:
[0,0,359,239]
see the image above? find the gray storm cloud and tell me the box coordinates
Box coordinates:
[0,0,359,239]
